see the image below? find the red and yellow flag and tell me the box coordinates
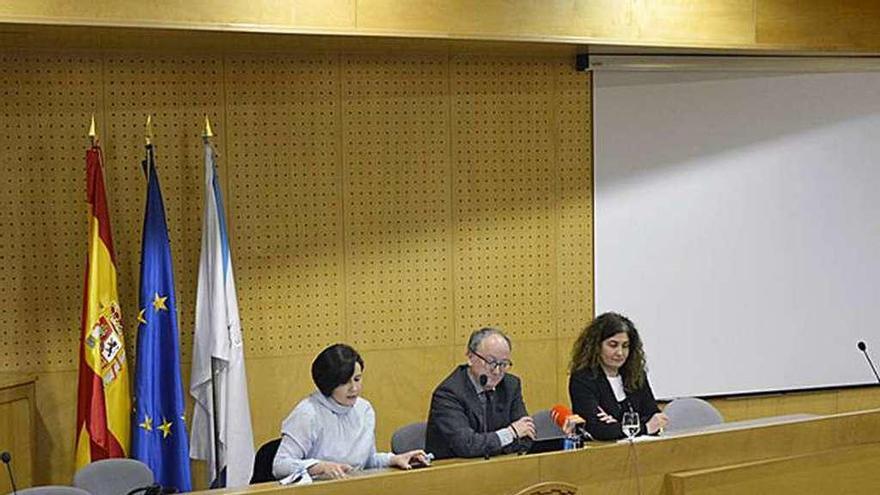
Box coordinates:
[75,145,131,468]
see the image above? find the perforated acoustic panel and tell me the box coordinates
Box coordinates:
[342,55,451,350]
[555,68,593,338]
[452,57,559,344]
[103,54,224,364]
[0,53,102,371]
[0,49,591,371]
[227,54,346,357]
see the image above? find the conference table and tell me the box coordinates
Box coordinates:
[191,408,880,495]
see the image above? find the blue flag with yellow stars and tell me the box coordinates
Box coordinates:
[132,144,192,491]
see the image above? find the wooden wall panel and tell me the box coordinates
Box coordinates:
[226,54,346,357]
[101,53,223,364]
[4,44,880,490]
[0,49,592,486]
[3,44,880,489]
[342,55,452,351]
[756,0,880,50]
[193,410,880,495]
[0,53,101,372]
[32,371,78,488]
[451,56,559,345]
[838,386,880,412]
[1,0,763,49]
[555,69,593,340]
[666,443,880,495]
[361,0,755,45]
[0,374,36,494]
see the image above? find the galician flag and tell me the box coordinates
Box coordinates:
[75,144,131,468]
[189,141,255,487]
[131,145,192,491]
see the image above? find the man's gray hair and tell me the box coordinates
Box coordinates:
[467,327,512,353]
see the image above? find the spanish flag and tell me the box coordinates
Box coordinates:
[75,145,131,468]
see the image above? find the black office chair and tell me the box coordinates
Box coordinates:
[250,438,282,484]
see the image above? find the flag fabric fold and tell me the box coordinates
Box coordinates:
[76,145,131,469]
[189,142,255,488]
[131,145,192,491]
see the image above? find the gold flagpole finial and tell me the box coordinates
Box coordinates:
[88,114,97,146]
[145,114,154,146]
[203,115,215,140]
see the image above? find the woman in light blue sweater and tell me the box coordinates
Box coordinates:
[272,344,427,482]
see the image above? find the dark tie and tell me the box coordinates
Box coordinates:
[483,390,495,430]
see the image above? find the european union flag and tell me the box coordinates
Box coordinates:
[132,145,192,492]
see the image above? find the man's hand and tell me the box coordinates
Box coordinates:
[510,416,537,440]
[389,450,430,470]
[562,413,586,435]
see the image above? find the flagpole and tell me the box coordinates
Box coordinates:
[77,112,131,470]
[145,114,154,146]
[132,118,193,491]
[88,114,97,148]
[203,115,224,486]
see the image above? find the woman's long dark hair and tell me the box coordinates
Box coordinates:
[569,312,647,391]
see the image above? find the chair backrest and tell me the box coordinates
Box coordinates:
[16,486,92,495]
[510,481,578,495]
[532,409,564,440]
[72,459,154,495]
[663,397,724,432]
[250,438,282,484]
[390,422,427,454]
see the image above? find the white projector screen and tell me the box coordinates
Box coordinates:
[594,71,880,399]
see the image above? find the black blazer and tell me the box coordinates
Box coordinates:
[569,367,660,441]
[425,365,531,459]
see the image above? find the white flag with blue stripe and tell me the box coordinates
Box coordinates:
[189,142,254,488]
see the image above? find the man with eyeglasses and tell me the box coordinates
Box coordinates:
[425,327,536,459]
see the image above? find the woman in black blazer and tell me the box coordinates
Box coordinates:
[568,312,668,440]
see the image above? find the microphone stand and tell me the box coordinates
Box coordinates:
[858,342,880,384]
[126,485,159,495]
[125,484,178,495]
[1,451,16,495]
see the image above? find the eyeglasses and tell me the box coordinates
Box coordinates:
[471,350,513,372]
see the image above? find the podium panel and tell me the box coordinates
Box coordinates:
[0,374,35,492]
[665,443,880,495]
[191,409,880,495]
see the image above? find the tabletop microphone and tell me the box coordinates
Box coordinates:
[2,451,17,495]
[550,404,592,440]
[857,341,880,384]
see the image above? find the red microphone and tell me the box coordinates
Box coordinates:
[550,404,591,440]
[550,404,574,429]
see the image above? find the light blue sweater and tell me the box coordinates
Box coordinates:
[272,391,393,481]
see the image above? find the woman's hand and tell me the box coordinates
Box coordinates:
[389,449,429,470]
[646,412,669,434]
[596,407,618,424]
[307,461,353,479]
[562,414,586,435]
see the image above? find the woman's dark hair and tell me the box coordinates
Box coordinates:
[569,312,647,391]
[311,343,364,396]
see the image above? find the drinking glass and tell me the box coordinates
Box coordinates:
[622,411,640,440]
